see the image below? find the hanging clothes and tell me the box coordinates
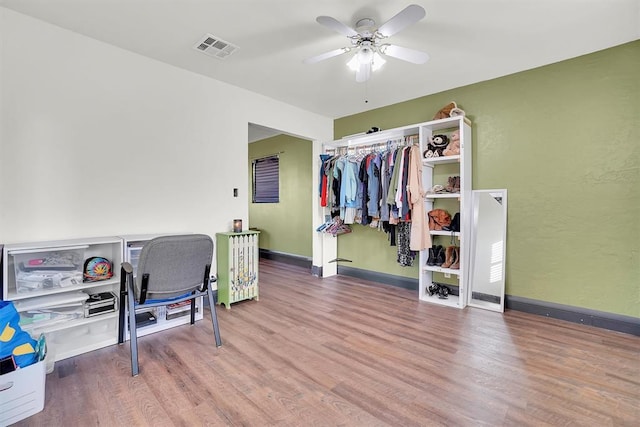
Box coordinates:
[319,136,420,266]
[358,155,370,225]
[379,151,391,222]
[331,157,342,215]
[407,145,431,251]
[341,158,359,224]
[396,222,415,266]
[323,155,337,211]
[366,152,382,219]
[319,154,331,208]
[399,146,412,220]
[393,147,406,213]
[386,147,402,224]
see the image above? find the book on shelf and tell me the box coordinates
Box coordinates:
[165,300,198,320]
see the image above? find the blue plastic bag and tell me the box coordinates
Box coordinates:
[0,300,38,368]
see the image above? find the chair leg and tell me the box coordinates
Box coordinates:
[207,288,222,348]
[118,269,127,344]
[117,291,126,344]
[190,297,196,325]
[127,281,140,376]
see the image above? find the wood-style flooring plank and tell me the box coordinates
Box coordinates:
[13,259,640,426]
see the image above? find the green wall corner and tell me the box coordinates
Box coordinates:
[333,40,640,318]
[248,134,313,258]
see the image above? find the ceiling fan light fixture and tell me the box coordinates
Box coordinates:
[310,5,427,82]
[346,54,359,72]
[360,46,374,64]
[347,48,385,79]
[372,52,386,71]
[356,61,371,83]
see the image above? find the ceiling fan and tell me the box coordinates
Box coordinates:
[304,4,429,83]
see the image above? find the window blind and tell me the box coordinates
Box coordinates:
[252,155,279,203]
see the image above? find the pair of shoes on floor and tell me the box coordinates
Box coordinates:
[428,283,450,299]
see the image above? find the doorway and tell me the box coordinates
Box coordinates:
[248,123,313,266]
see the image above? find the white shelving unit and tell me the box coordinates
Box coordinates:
[2,236,123,361]
[119,234,204,340]
[418,116,472,308]
[320,116,472,308]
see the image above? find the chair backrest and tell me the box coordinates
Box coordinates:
[135,234,213,301]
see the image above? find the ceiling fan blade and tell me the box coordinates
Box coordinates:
[304,47,350,64]
[380,44,429,64]
[316,16,358,37]
[377,4,426,38]
[355,61,372,83]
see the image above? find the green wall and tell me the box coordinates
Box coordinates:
[248,134,312,257]
[334,40,640,318]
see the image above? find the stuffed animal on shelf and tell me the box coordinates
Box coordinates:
[443,130,461,156]
[433,102,456,120]
[432,101,466,120]
[423,134,449,158]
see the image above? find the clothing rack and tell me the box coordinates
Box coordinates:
[318,126,429,269]
[324,134,418,155]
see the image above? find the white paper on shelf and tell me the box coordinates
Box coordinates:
[13,291,89,311]
[20,317,75,332]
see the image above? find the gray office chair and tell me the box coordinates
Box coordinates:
[117,234,222,376]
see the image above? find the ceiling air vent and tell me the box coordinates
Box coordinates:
[193,33,239,59]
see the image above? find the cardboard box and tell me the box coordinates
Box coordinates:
[0,359,46,425]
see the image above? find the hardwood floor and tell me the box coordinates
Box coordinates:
[15,259,639,426]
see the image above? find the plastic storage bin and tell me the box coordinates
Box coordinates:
[126,244,143,275]
[13,249,85,293]
[0,359,46,425]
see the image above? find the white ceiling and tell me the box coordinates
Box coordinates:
[1,0,639,120]
[248,123,286,143]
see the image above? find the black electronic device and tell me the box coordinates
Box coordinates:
[134,311,157,328]
[0,355,17,374]
[84,291,117,317]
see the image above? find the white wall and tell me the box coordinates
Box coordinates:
[0,9,332,248]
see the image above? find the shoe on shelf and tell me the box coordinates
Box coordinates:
[438,285,450,299]
[435,245,446,266]
[426,245,437,266]
[427,184,445,194]
[441,246,455,268]
[445,176,461,193]
[450,246,460,269]
[428,284,439,296]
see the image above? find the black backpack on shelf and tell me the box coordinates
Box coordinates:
[443,212,460,232]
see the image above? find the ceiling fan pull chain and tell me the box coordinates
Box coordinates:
[364,80,369,104]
